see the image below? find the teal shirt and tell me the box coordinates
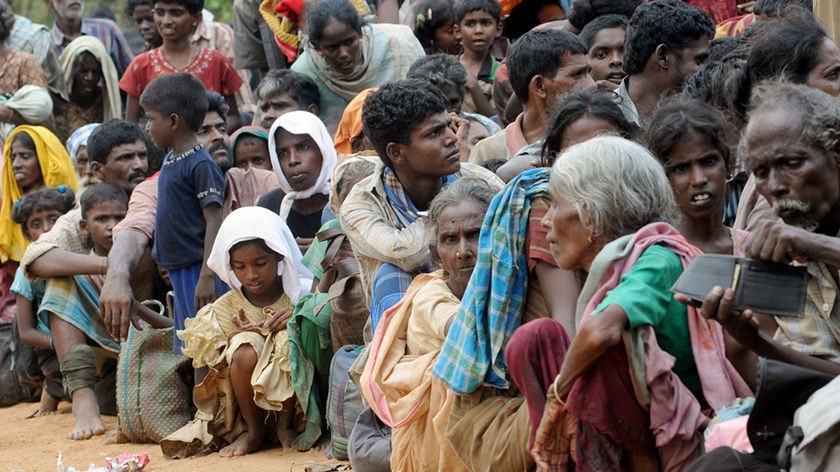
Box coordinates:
[595,244,701,396]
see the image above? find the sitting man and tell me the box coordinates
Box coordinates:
[616,0,714,128]
[469,28,595,166]
[339,79,502,329]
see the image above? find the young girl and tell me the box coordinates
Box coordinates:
[10,186,76,414]
[170,206,313,457]
[412,0,461,55]
[119,0,243,130]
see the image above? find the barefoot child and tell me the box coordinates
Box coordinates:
[10,185,76,415]
[40,183,172,439]
[171,206,313,457]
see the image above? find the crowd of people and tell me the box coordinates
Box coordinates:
[1,0,840,470]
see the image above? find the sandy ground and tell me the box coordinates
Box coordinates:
[0,401,347,472]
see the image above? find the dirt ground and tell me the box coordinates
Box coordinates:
[0,401,347,472]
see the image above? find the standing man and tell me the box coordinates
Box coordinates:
[48,0,133,75]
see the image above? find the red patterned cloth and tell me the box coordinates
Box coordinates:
[118,47,243,98]
[687,0,738,24]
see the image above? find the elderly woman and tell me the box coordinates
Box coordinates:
[56,37,121,143]
[258,110,338,253]
[290,0,425,131]
[65,123,100,194]
[514,136,750,471]
[361,178,495,471]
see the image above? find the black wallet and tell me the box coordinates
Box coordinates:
[670,254,808,317]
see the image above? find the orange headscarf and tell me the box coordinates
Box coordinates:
[333,88,375,155]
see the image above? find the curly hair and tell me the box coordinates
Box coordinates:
[305,0,365,49]
[507,29,587,103]
[623,0,715,76]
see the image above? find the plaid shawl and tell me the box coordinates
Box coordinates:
[433,168,549,394]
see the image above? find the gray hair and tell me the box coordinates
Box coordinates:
[550,136,679,240]
[740,80,840,169]
[427,178,495,238]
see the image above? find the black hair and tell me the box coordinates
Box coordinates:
[541,89,636,164]
[305,0,364,49]
[12,186,76,240]
[567,0,641,30]
[255,69,320,111]
[153,0,204,15]
[578,14,628,49]
[207,91,229,123]
[0,0,14,43]
[646,96,732,172]
[88,6,116,21]
[622,0,715,76]
[87,119,150,165]
[229,238,278,260]
[145,135,168,175]
[707,37,738,63]
[125,0,154,16]
[502,0,560,41]
[747,6,828,86]
[507,29,587,103]
[140,72,209,132]
[11,131,35,152]
[80,182,128,219]
[362,79,449,168]
[452,0,501,24]
[753,0,812,16]
[407,54,468,102]
[412,0,456,52]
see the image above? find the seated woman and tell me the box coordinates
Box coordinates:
[361,178,495,471]
[290,0,425,131]
[166,206,313,456]
[259,110,337,253]
[230,126,271,172]
[0,126,77,320]
[520,136,751,471]
[55,37,121,143]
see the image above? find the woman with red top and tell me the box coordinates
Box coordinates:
[119,0,243,131]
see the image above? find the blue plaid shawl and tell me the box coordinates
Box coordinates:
[433,168,550,394]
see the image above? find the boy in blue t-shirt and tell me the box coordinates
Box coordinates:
[140,72,225,352]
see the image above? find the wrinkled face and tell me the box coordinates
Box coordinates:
[72,52,102,99]
[588,27,626,86]
[395,112,461,179]
[455,10,500,54]
[663,128,727,223]
[197,111,231,171]
[25,209,63,242]
[91,139,149,194]
[230,241,283,298]
[10,139,43,192]
[745,106,840,232]
[274,128,323,191]
[433,18,461,54]
[543,53,597,106]
[435,199,484,299]
[806,38,840,96]
[541,187,599,271]
[81,200,127,254]
[75,145,92,178]
[671,37,711,88]
[316,17,362,75]
[260,92,303,129]
[234,136,272,171]
[154,2,199,43]
[132,4,162,46]
[50,0,85,22]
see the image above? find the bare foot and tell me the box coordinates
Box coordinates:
[38,389,60,416]
[275,424,299,450]
[68,388,105,440]
[219,430,264,457]
[312,433,331,452]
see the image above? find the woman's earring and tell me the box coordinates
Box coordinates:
[456,251,461,258]
[587,234,593,244]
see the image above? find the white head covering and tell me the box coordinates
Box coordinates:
[208,206,313,304]
[268,110,338,221]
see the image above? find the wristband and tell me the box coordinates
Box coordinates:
[47,334,54,350]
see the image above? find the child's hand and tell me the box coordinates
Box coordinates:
[264,308,293,332]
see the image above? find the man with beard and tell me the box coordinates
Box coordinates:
[199,92,234,173]
[682,82,840,381]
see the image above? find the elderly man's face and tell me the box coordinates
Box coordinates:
[745,105,840,233]
[50,0,85,22]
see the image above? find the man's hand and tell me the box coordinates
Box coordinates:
[451,112,471,162]
[675,286,763,350]
[194,273,216,311]
[100,272,140,341]
[745,220,815,264]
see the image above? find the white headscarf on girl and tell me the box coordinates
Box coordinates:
[268,110,337,221]
[208,206,313,304]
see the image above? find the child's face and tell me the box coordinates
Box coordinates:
[455,10,500,55]
[234,138,272,172]
[230,242,283,298]
[144,109,174,150]
[434,19,461,55]
[274,129,323,191]
[25,209,63,242]
[153,2,199,43]
[80,200,127,255]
